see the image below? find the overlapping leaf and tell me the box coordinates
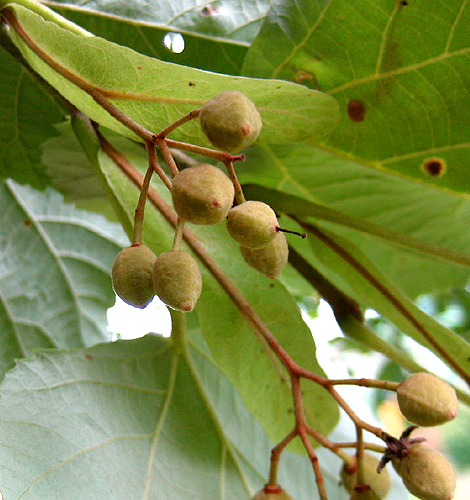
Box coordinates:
[243,0,470,193]
[0,179,127,376]
[5,4,340,148]
[0,333,351,500]
[0,38,65,187]
[48,0,270,44]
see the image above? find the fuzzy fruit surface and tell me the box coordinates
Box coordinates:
[227,201,279,249]
[111,245,156,308]
[397,372,458,426]
[153,250,202,312]
[393,444,456,500]
[199,90,262,153]
[341,453,391,500]
[172,164,235,225]
[241,231,288,279]
[252,486,294,500]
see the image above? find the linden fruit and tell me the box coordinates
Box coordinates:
[111,244,156,308]
[227,201,279,249]
[393,444,456,500]
[340,453,391,500]
[251,486,294,500]
[199,90,262,153]
[153,250,202,312]
[241,232,288,279]
[172,164,235,225]
[397,373,458,426]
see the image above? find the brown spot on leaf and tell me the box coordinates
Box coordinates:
[188,81,196,87]
[421,157,446,177]
[201,6,217,16]
[347,100,366,122]
[24,219,32,227]
[400,1,408,5]
[292,70,314,83]
[137,66,142,70]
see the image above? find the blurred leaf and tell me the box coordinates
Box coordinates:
[50,6,249,75]
[6,5,340,147]
[243,0,470,193]
[48,0,270,44]
[0,32,65,187]
[0,333,348,500]
[0,179,127,376]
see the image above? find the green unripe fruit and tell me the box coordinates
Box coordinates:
[111,245,156,308]
[240,232,288,279]
[393,445,456,500]
[341,453,391,500]
[172,164,235,225]
[397,372,458,426]
[153,250,202,312]
[227,201,279,249]
[252,486,294,500]
[199,90,262,153]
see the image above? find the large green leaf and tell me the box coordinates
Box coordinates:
[243,0,470,193]
[0,179,127,376]
[0,334,352,500]
[5,4,340,147]
[241,164,470,298]
[0,32,65,187]
[90,130,339,449]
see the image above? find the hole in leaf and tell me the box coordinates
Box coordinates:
[163,32,185,54]
[347,100,366,122]
[421,158,446,177]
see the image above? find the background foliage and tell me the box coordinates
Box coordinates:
[0,0,469,499]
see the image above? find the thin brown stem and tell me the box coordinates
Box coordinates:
[355,426,366,487]
[291,376,328,500]
[157,138,179,178]
[146,140,172,191]
[269,429,298,486]
[305,426,351,462]
[326,378,400,391]
[165,138,245,164]
[132,153,154,245]
[156,109,201,138]
[334,442,386,453]
[326,385,383,439]
[224,160,246,205]
[171,219,185,252]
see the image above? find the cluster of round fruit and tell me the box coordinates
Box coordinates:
[339,372,457,500]
[251,372,458,500]
[111,91,289,312]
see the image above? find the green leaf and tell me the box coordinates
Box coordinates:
[0,179,127,376]
[243,0,470,193]
[237,143,470,298]
[42,121,105,202]
[93,135,339,449]
[0,31,65,187]
[294,223,470,384]
[0,334,349,500]
[6,4,340,147]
